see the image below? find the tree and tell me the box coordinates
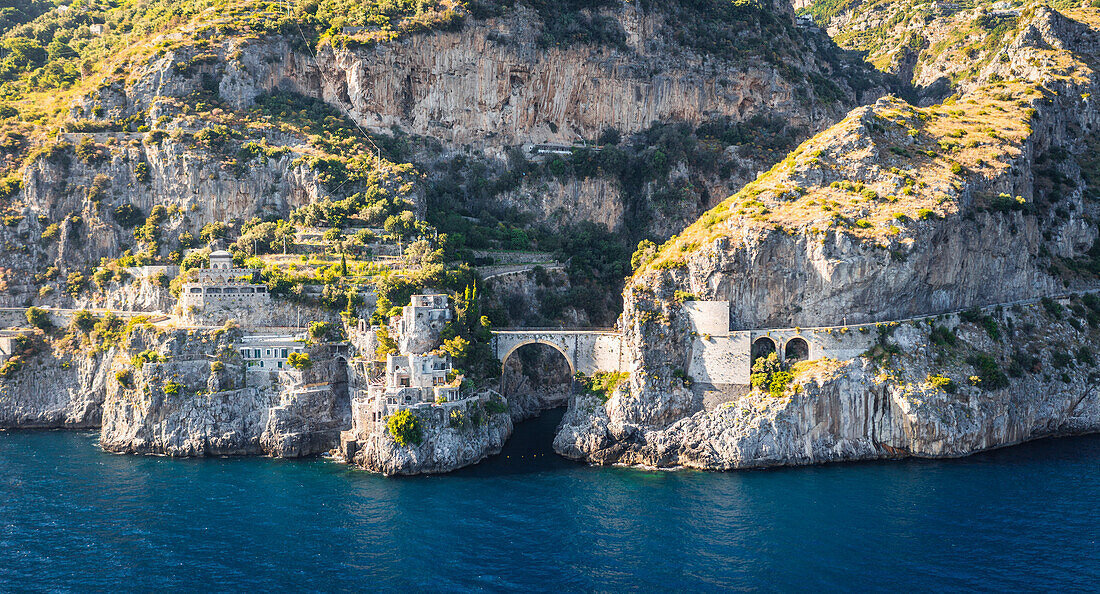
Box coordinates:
[134,161,151,183]
[112,203,144,228]
[404,239,442,267]
[308,321,334,342]
[375,325,397,359]
[631,239,658,271]
[442,335,470,361]
[25,306,50,330]
[71,309,96,332]
[200,221,228,244]
[383,211,417,238]
[65,272,86,297]
[386,409,422,447]
[287,352,312,369]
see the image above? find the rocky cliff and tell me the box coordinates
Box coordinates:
[100,327,350,457]
[0,331,116,429]
[339,393,512,475]
[0,0,888,309]
[554,6,1100,470]
[557,299,1100,468]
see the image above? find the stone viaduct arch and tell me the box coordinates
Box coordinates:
[491,329,625,392]
[784,337,809,362]
[750,336,777,365]
[499,339,577,378]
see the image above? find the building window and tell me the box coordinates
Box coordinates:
[281,349,288,358]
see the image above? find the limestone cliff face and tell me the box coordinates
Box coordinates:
[0,340,116,429]
[556,305,1100,469]
[339,395,512,476]
[99,328,350,457]
[555,7,1100,470]
[316,4,836,146]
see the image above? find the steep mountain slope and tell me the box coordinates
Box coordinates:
[557,5,1100,468]
[0,0,887,326]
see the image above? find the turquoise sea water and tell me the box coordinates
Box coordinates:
[2,410,1098,592]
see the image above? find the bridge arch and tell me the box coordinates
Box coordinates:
[500,339,576,398]
[784,337,809,363]
[500,339,576,378]
[751,336,777,366]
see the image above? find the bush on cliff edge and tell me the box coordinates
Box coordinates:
[387,409,423,447]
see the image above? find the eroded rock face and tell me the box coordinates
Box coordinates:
[98,328,350,457]
[339,396,512,476]
[556,307,1100,469]
[554,7,1100,471]
[0,342,115,429]
[316,9,821,146]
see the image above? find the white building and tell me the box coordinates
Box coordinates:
[235,334,305,371]
[178,250,271,311]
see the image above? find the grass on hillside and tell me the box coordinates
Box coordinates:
[637,81,1044,274]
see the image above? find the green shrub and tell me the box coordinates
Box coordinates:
[66,272,87,297]
[1083,293,1100,314]
[672,368,694,387]
[113,203,144,228]
[968,353,1009,390]
[1041,297,1064,319]
[287,352,312,369]
[115,369,134,389]
[750,352,792,396]
[308,321,336,342]
[1051,351,1074,369]
[200,221,228,244]
[74,137,105,165]
[484,398,507,414]
[163,380,182,396]
[134,161,151,183]
[767,370,793,397]
[40,223,59,241]
[1076,346,1095,366]
[930,325,956,347]
[0,358,22,378]
[630,239,658,271]
[578,371,629,402]
[673,290,697,303]
[386,409,423,447]
[917,208,935,220]
[71,310,97,333]
[130,349,162,367]
[25,306,50,329]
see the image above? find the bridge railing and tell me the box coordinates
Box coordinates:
[492,327,618,333]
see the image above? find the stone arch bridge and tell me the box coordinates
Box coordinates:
[491,328,625,378]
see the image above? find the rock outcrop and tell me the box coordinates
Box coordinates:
[555,7,1100,470]
[96,327,350,457]
[0,334,115,429]
[557,303,1100,468]
[339,394,513,476]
